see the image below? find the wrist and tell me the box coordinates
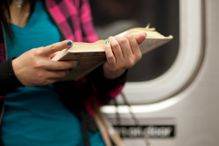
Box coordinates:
[12,58,26,86]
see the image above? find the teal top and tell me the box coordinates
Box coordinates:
[2,1,104,146]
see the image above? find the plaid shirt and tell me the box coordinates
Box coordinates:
[0,0,125,111]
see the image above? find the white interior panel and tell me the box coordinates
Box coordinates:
[102,0,219,145]
[122,0,204,104]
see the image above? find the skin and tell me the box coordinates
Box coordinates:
[10,0,146,86]
[104,33,145,79]
[12,40,78,86]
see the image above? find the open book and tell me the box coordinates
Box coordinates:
[52,26,173,81]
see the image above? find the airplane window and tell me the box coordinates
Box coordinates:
[90,0,179,82]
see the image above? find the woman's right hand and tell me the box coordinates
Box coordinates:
[12,40,77,86]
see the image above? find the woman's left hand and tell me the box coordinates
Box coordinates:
[103,32,146,79]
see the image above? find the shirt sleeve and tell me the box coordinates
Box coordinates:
[0,59,23,95]
[87,65,127,105]
[80,0,99,43]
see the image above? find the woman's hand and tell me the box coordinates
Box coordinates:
[103,32,146,79]
[12,40,77,86]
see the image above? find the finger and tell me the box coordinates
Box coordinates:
[109,36,124,62]
[116,36,133,59]
[45,70,68,79]
[134,32,146,44]
[41,40,73,56]
[43,78,62,85]
[45,79,57,85]
[104,39,116,66]
[128,35,142,58]
[35,70,68,86]
[46,60,78,71]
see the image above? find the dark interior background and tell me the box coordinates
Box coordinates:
[90,0,179,82]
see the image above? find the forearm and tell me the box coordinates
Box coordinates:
[88,65,127,105]
[0,59,23,95]
[54,65,127,106]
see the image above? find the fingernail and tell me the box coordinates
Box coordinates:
[67,40,72,46]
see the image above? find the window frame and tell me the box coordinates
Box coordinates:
[102,0,205,114]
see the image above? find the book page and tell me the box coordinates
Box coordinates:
[52,26,173,81]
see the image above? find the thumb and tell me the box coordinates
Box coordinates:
[41,40,73,56]
[135,32,147,44]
